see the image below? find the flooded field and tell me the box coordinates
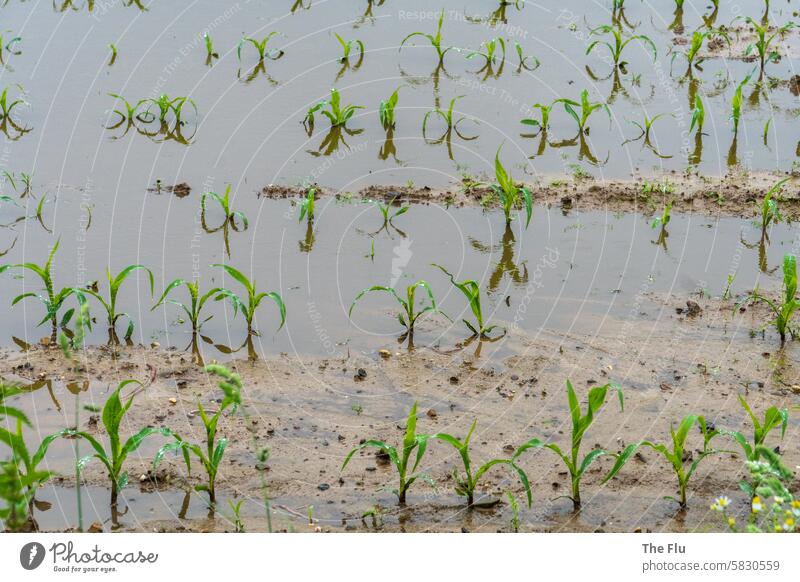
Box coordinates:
[1,0,799,534]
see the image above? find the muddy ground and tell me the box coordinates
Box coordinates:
[2,280,798,533]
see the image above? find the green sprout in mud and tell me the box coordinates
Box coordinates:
[467,37,506,79]
[334,33,364,79]
[237,32,284,62]
[0,240,89,342]
[373,194,408,232]
[107,43,117,66]
[672,28,729,75]
[303,87,363,135]
[514,380,625,510]
[107,93,150,126]
[152,278,236,334]
[83,265,154,343]
[0,84,31,140]
[756,178,789,241]
[731,70,754,135]
[144,94,197,125]
[556,89,611,135]
[718,396,788,497]
[53,380,180,506]
[586,23,656,70]
[432,264,503,340]
[651,200,672,248]
[228,499,246,532]
[431,420,532,507]
[737,254,799,343]
[349,280,448,343]
[520,102,554,134]
[204,33,218,65]
[606,414,720,509]
[491,145,532,228]
[743,17,796,76]
[507,491,520,532]
[689,95,705,137]
[379,87,400,130]
[298,187,316,222]
[400,9,454,69]
[155,364,242,506]
[624,113,673,158]
[201,185,248,231]
[422,95,477,160]
[342,402,430,505]
[514,41,540,73]
[214,264,286,337]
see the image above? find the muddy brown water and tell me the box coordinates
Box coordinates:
[1,0,800,533]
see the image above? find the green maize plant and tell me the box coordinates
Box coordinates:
[605,415,720,508]
[520,102,554,132]
[0,418,58,503]
[298,187,316,222]
[431,420,532,507]
[107,93,152,127]
[432,264,502,338]
[155,364,242,505]
[514,41,540,72]
[467,37,506,78]
[491,146,532,228]
[349,280,448,339]
[514,380,625,510]
[400,9,454,66]
[341,402,430,505]
[204,33,218,64]
[556,89,611,134]
[737,254,799,343]
[0,31,21,63]
[0,84,27,122]
[586,23,656,68]
[213,264,286,336]
[334,33,364,64]
[51,380,180,505]
[374,194,409,228]
[228,499,246,532]
[237,32,284,62]
[0,459,48,531]
[303,88,363,135]
[379,87,400,130]
[152,278,236,333]
[757,178,789,241]
[2,169,33,198]
[0,382,29,426]
[689,95,705,135]
[422,96,478,159]
[201,185,249,231]
[0,240,89,342]
[84,265,154,341]
[625,113,671,146]
[651,201,672,247]
[731,70,754,134]
[107,43,117,66]
[744,17,796,74]
[144,94,197,125]
[674,28,729,74]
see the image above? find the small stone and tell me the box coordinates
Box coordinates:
[378,349,391,359]
[318,483,330,491]
[88,522,103,533]
[426,409,437,419]
[354,368,367,381]
[151,341,161,349]
[449,376,459,385]
[685,300,702,317]
[169,398,177,405]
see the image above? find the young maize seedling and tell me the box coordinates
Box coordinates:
[673,28,729,74]
[491,145,532,228]
[0,382,29,426]
[0,31,21,63]
[237,33,284,62]
[757,178,789,241]
[400,9,454,67]
[0,459,49,532]
[514,41,540,72]
[467,37,506,79]
[689,95,705,135]
[201,185,249,231]
[731,70,754,134]
[651,200,673,248]
[155,364,242,505]
[556,89,611,135]
[107,43,117,66]
[228,499,246,532]
[0,240,89,342]
[0,416,57,511]
[107,93,152,127]
[624,113,673,158]
[379,87,401,130]
[144,94,197,125]
[432,263,503,339]
[431,420,532,507]
[342,402,431,504]
[213,264,286,336]
[743,17,796,75]
[374,194,409,229]
[83,265,154,341]
[514,380,624,510]
[304,88,363,135]
[422,96,478,159]
[736,254,799,343]
[586,23,656,69]
[520,102,554,133]
[334,33,364,65]
[204,33,218,65]
[0,84,27,122]
[605,415,720,508]
[298,187,316,222]
[51,380,180,505]
[349,280,448,339]
[152,278,236,333]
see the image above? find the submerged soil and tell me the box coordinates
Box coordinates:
[2,282,798,533]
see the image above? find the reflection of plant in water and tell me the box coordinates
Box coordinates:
[688,95,704,165]
[236,33,284,83]
[742,17,796,77]
[467,37,506,79]
[0,84,31,140]
[515,380,625,511]
[471,224,529,293]
[736,254,799,343]
[106,93,197,144]
[349,280,448,343]
[623,113,672,158]
[432,263,504,339]
[672,28,729,78]
[669,0,685,32]
[200,185,248,257]
[422,95,478,160]
[334,33,364,80]
[153,278,236,334]
[606,414,720,509]
[83,265,154,343]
